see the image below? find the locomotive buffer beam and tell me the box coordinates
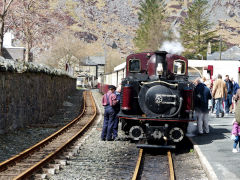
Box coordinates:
[136,139,176,149]
[136,144,176,149]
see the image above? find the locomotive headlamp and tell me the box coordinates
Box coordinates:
[156,63,163,75]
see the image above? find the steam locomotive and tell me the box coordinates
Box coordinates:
[118,51,194,147]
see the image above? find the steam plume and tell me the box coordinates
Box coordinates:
[159,41,184,55]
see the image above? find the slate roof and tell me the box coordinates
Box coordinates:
[207,46,240,60]
[83,56,105,65]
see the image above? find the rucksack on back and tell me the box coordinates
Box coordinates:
[102,94,109,106]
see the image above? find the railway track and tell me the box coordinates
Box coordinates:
[132,149,175,180]
[0,91,97,180]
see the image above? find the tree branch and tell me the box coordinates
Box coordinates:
[3,0,14,16]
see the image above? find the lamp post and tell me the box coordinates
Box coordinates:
[219,35,222,60]
[197,54,203,60]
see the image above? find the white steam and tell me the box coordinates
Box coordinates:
[159,41,184,55]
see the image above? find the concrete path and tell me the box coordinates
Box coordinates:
[187,113,240,180]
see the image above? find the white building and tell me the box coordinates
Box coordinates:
[188,60,240,83]
[3,31,25,61]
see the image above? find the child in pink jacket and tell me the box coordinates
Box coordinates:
[232,120,240,153]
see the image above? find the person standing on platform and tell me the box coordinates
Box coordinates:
[212,74,227,118]
[194,78,212,135]
[113,85,121,140]
[210,75,216,113]
[232,78,239,113]
[101,85,118,141]
[232,88,240,152]
[231,120,240,153]
[224,75,233,115]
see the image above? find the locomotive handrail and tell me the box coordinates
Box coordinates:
[141,80,178,87]
[162,97,183,118]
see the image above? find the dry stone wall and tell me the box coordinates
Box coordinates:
[0,57,76,134]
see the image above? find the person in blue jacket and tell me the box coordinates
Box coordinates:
[194,78,212,135]
[225,75,233,115]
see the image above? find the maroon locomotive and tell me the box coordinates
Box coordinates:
[118,51,194,147]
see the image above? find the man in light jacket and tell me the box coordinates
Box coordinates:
[212,74,227,118]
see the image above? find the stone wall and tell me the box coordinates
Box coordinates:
[0,58,76,134]
[0,72,76,133]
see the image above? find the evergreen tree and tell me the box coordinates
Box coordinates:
[180,0,218,59]
[134,0,171,51]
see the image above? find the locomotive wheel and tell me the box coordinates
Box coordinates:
[169,127,184,143]
[129,126,144,141]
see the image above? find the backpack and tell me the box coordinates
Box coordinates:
[102,94,110,106]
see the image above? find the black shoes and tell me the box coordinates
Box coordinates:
[216,112,224,118]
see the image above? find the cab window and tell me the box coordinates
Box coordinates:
[129,59,140,72]
[173,60,186,75]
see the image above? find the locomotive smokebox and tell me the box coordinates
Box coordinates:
[138,83,181,117]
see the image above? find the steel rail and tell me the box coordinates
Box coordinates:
[132,148,143,180]
[0,91,97,179]
[167,150,175,180]
[132,149,175,180]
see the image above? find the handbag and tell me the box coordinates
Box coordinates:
[208,99,212,109]
[231,134,237,141]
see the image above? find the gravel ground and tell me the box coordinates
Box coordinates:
[0,89,83,163]
[174,151,208,180]
[50,90,208,180]
[171,138,208,180]
[140,152,169,180]
[50,90,139,180]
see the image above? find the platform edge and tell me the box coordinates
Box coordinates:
[188,137,218,180]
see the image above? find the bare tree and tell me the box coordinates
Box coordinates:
[40,31,88,70]
[105,49,125,73]
[39,31,107,75]
[0,0,14,56]
[8,0,64,62]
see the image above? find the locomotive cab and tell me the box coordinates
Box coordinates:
[147,51,188,80]
[119,51,194,146]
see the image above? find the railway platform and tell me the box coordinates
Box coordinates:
[187,113,239,180]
